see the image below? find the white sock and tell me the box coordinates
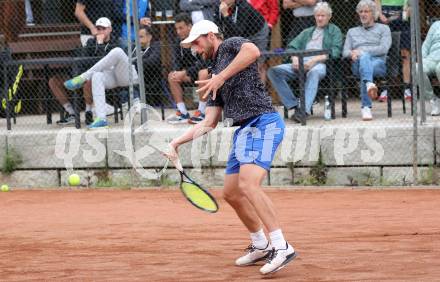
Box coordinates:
[250,229,268,249]
[176,102,187,115]
[85,104,93,112]
[63,103,74,115]
[198,101,207,114]
[269,229,288,250]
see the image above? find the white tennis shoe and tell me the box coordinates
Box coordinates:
[260,242,297,275]
[235,242,272,266]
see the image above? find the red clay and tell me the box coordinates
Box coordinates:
[0,189,439,281]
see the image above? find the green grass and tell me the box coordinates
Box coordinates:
[1,147,22,175]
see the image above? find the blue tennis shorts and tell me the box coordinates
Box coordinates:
[225,112,285,174]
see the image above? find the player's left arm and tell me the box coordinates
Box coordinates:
[197,42,260,99]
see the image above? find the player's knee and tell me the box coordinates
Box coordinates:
[237,178,254,195]
[222,189,235,203]
[223,188,244,205]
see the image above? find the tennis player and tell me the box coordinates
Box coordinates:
[164,20,296,275]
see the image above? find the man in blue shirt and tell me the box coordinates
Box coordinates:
[119,0,151,48]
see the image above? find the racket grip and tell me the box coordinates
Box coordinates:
[173,158,184,172]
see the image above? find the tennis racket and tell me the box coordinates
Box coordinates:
[151,145,219,213]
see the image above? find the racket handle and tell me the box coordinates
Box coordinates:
[173,158,184,172]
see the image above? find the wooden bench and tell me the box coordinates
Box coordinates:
[3,36,81,121]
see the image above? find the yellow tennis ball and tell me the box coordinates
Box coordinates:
[68,174,81,186]
[1,184,9,192]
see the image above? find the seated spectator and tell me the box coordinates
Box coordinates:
[64,25,161,129]
[119,0,151,48]
[419,21,440,116]
[376,0,412,102]
[282,0,320,47]
[132,26,163,107]
[75,0,120,47]
[25,0,35,26]
[267,2,342,123]
[342,0,391,121]
[50,17,118,126]
[179,0,216,23]
[167,13,210,124]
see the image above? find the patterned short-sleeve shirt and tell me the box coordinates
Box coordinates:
[207,37,275,124]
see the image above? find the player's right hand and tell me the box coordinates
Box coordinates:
[163,143,183,172]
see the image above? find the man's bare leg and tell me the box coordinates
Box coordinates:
[49,75,74,116]
[167,70,192,123]
[224,172,272,267]
[223,173,262,233]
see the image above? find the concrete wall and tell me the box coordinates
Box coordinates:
[1,124,439,188]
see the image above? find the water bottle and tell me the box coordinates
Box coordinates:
[324,95,331,121]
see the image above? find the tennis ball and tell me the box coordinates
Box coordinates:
[1,184,9,192]
[68,174,81,186]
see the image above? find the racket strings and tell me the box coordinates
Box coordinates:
[180,182,218,212]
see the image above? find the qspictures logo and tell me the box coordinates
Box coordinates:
[55,106,388,180]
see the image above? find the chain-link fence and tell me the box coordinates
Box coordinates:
[0,0,439,187]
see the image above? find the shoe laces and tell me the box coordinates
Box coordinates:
[244,244,257,253]
[265,248,277,263]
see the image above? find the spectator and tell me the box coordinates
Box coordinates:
[376,0,412,102]
[167,13,210,124]
[282,0,320,47]
[267,2,342,122]
[63,25,160,129]
[179,0,216,23]
[120,0,152,48]
[75,0,119,47]
[25,0,35,26]
[214,0,269,82]
[50,17,117,125]
[57,17,118,126]
[343,0,391,121]
[214,0,268,48]
[419,21,440,116]
[133,25,163,107]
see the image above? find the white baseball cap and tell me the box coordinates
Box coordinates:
[181,20,219,46]
[95,17,112,28]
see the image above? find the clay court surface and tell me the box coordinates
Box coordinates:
[1,189,439,281]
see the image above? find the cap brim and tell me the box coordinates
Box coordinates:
[180,34,200,48]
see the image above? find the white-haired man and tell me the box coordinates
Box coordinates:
[343,0,391,121]
[268,2,342,122]
[164,20,296,275]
